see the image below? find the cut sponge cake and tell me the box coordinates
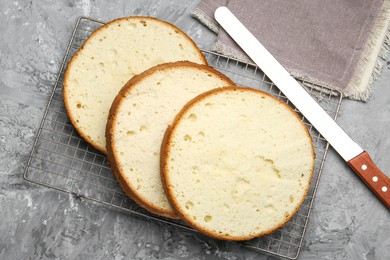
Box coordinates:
[161,87,315,240]
[64,17,207,153]
[106,62,236,218]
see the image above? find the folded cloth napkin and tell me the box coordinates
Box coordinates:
[192,0,390,101]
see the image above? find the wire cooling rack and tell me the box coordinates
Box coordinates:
[24,17,343,259]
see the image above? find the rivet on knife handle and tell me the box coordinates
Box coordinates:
[348,152,390,208]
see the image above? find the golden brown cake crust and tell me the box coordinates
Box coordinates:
[160,86,315,240]
[106,61,235,219]
[63,16,207,153]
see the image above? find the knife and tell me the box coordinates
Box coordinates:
[215,6,390,209]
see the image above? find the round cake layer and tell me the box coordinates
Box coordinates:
[64,17,207,152]
[106,61,235,218]
[161,87,315,240]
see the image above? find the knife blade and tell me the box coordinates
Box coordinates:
[215,6,389,209]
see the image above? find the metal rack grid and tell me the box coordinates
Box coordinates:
[23,17,343,260]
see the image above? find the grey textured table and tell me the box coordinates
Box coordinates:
[1,1,389,259]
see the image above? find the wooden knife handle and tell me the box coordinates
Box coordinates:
[348,151,390,210]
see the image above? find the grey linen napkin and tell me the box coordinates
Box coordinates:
[192,0,390,101]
